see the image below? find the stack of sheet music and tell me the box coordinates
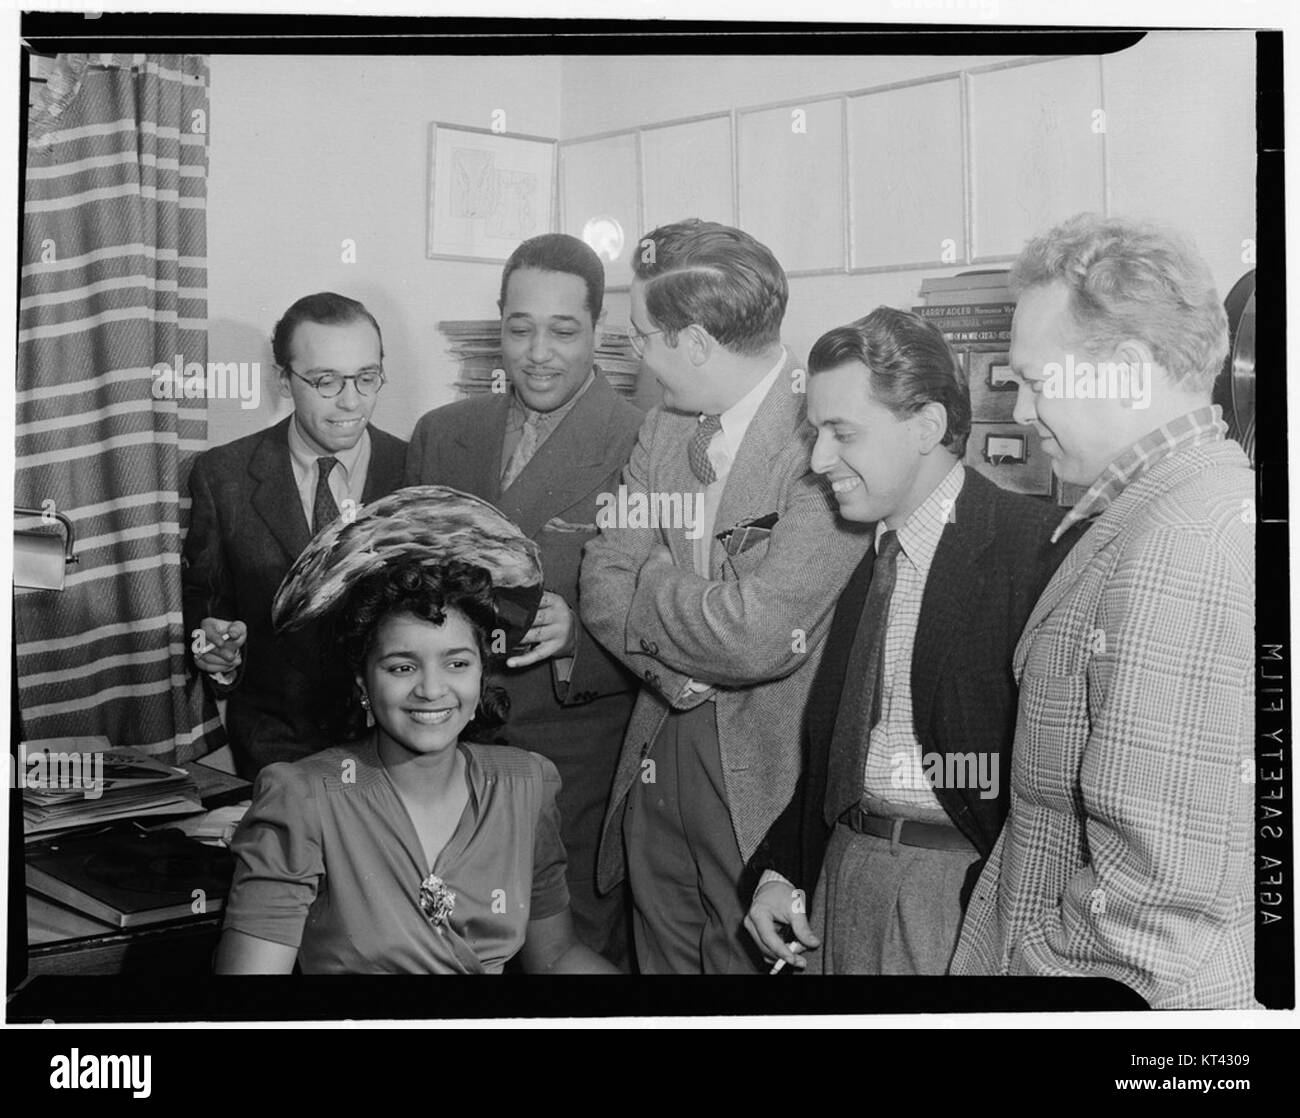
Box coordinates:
[21,738,203,840]
[593,332,640,397]
[440,319,640,398]
[440,319,503,394]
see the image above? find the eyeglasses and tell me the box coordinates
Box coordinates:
[285,366,386,398]
[627,322,663,356]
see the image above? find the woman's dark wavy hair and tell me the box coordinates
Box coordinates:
[328,558,510,744]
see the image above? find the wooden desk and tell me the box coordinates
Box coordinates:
[22,760,248,977]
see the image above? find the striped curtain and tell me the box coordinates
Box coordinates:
[16,53,222,763]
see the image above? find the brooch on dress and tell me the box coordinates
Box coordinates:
[419,873,456,930]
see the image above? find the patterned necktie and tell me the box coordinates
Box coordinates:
[501,412,541,490]
[823,529,903,826]
[689,414,722,485]
[311,456,340,536]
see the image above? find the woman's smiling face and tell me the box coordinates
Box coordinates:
[360,607,483,759]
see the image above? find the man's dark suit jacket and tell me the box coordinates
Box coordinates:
[405,371,644,961]
[182,416,407,778]
[747,467,1083,903]
[404,373,644,732]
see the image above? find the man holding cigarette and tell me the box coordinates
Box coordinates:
[744,306,1079,975]
[183,293,407,778]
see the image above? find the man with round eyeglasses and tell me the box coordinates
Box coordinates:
[182,292,408,777]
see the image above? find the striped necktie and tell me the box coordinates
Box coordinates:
[689,414,722,485]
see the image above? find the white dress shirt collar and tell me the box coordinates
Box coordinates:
[287,413,370,481]
[874,460,965,577]
[712,347,787,459]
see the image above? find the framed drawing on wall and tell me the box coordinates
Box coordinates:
[426,123,557,262]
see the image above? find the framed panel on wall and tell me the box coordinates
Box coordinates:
[559,131,640,288]
[640,113,735,232]
[737,97,846,275]
[848,77,966,271]
[426,123,557,263]
[969,56,1106,261]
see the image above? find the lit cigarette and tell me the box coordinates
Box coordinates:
[769,958,787,975]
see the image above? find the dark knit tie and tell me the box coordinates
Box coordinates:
[823,529,903,826]
[311,456,340,536]
[689,414,722,485]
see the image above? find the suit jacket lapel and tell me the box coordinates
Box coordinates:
[1010,451,1197,676]
[809,547,876,759]
[710,350,802,575]
[497,374,627,539]
[656,411,701,566]
[446,393,511,506]
[249,417,311,563]
[361,426,408,503]
[910,469,995,730]
[1013,521,1102,677]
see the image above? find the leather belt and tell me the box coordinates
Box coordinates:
[842,805,976,852]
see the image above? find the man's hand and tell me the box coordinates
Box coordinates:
[507,591,576,669]
[744,878,820,970]
[192,618,247,679]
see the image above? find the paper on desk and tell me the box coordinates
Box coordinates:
[159,803,250,847]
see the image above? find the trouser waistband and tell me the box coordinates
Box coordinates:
[841,805,976,852]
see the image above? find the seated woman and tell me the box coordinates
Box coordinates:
[215,525,617,973]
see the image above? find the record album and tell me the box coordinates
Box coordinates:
[1216,270,1257,465]
[27,823,234,929]
[82,835,232,896]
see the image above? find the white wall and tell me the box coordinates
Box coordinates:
[1104,31,1256,295]
[205,54,562,447]
[559,53,1024,138]
[559,35,1257,366]
[560,53,1026,366]
[204,37,1256,448]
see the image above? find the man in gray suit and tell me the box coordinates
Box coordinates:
[580,220,872,974]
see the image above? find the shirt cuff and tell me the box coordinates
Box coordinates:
[758,869,795,891]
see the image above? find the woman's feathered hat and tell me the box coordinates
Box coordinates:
[271,485,544,648]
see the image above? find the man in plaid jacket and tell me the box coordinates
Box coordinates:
[950,214,1256,1009]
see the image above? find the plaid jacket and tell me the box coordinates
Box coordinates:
[950,430,1256,1009]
